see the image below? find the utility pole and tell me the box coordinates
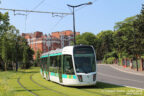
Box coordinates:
[67,2,92,45]
[60,33,64,48]
[15,33,19,72]
[16,41,18,72]
[49,34,53,50]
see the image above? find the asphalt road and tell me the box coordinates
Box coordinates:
[97,64,144,89]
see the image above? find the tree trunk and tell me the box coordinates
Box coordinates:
[121,59,123,66]
[125,58,127,67]
[12,62,16,70]
[4,62,7,71]
[136,58,138,71]
[139,58,143,71]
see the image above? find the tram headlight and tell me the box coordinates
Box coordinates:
[77,75,83,82]
[93,74,96,81]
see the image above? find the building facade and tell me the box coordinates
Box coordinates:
[22,30,80,59]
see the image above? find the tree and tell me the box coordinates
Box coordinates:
[113,16,136,59]
[95,30,114,60]
[76,32,96,47]
[0,12,10,36]
[133,5,144,58]
[34,50,41,67]
[132,5,144,71]
[22,44,28,68]
[1,33,8,71]
[0,12,34,71]
[21,38,34,69]
[0,12,10,70]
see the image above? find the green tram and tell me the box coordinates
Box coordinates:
[40,45,97,86]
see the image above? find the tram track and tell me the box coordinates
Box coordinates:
[17,77,39,96]
[30,74,68,96]
[30,73,110,96]
[30,74,107,96]
[17,72,113,96]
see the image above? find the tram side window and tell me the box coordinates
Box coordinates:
[63,55,74,75]
[40,59,42,68]
[43,58,46,70]
[50,56,58,67]
[49,56,58,72]
[41,58,44,69]
[44,58,48,70]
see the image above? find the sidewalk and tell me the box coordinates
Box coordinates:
[109,64,144,76]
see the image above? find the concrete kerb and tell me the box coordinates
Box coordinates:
[98,81,144,90]
[98,64,144,76]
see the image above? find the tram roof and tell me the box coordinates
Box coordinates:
[40,45,93,58]
[41,48,63,56]
[40,46,74,58]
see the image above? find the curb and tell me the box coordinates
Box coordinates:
[98,81,144,90]
[98,64,144,76]
[110,65,144,76]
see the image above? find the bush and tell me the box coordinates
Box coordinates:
[106,57,115,64]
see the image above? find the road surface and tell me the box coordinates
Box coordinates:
[97,64,144,89]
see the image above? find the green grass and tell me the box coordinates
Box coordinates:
[0,67,143,96]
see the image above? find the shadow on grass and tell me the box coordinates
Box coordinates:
[43,80,123,89]
[73,82,124,89]
[0,70,39,74]
[18,71,39,74]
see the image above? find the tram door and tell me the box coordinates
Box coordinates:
[46,57,50,80]
[58,56,63,83]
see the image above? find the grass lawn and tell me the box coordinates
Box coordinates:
[0,67,143,96]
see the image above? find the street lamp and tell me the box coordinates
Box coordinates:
[67,2,92,45]
[15,32,19,72]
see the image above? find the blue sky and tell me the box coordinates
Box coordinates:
[0,0,143,35]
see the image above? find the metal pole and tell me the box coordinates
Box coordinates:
[16,41,18,72]
[72,7,76,45]
[67,2,92,45]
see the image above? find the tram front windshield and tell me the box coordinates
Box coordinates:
[74,46,96,73]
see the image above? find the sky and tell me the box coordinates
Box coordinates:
[0,0,144,35]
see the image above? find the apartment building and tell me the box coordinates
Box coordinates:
[22,30,80,59]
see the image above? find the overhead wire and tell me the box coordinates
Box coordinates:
[24,13,27,33]
[27,0,46,16]
[32,0,46,10]
[48,15,67,33]
[50,0,98,35]
[25,0,70,34]
[46,1,71,34]
[25,0,46,33]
